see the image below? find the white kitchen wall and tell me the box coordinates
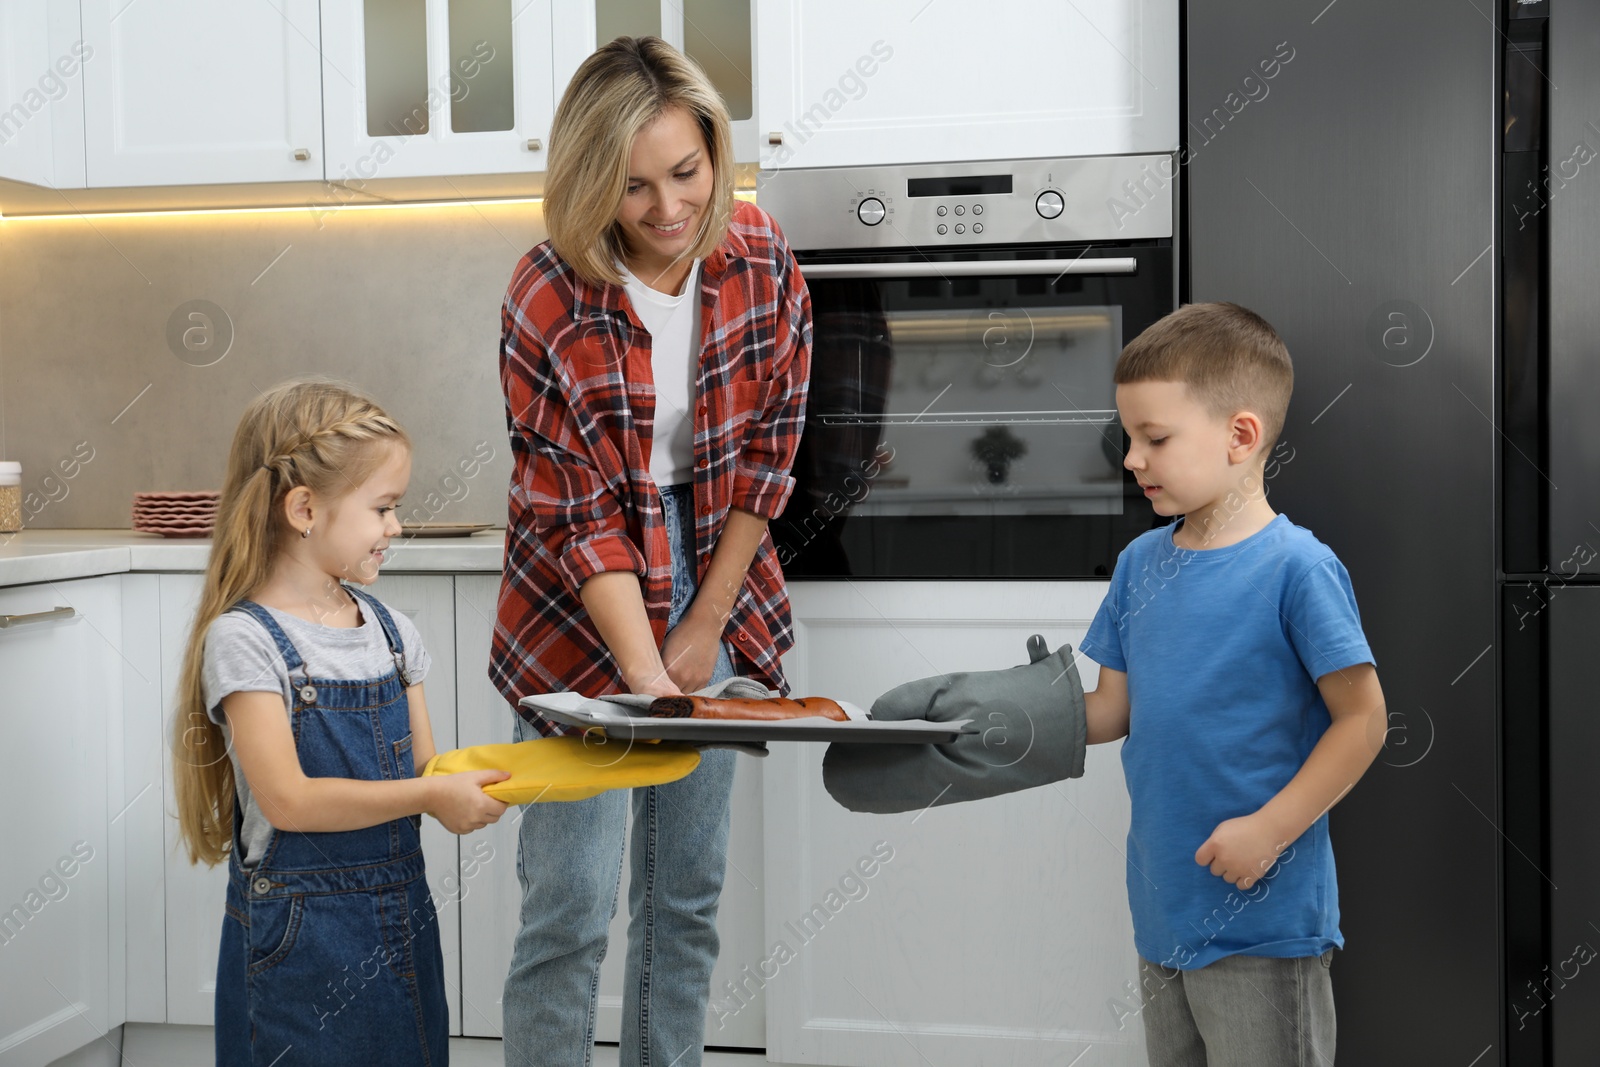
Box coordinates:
[0,201,542,528]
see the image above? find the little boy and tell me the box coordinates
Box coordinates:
[1079,302,1385,1065]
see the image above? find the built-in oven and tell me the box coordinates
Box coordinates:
[758,155,1178,578]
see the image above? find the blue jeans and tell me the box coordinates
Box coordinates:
[503,483,737,1067]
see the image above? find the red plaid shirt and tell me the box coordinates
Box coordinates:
[491,200,812,733]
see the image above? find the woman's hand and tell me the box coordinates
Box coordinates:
[426,770,511,835]
[661,609,723,693]
[626,665,684,699]
[657,508,765,693]
[581,571,684,697]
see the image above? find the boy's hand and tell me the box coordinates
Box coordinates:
[427,770,511,835]
[821,636,1089,814]
[1195,813,1291,889]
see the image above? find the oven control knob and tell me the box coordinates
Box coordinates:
[1035,190,1064,219]
[856,197,886,226]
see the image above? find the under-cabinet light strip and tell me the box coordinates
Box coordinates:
[0,196,543,221]
[0,189,758,221]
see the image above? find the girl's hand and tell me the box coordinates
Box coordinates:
[1194,812,1292,889]
[661,612,722,693]
[427,770,511,835]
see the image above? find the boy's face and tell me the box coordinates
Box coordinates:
[1116,380,1243,518]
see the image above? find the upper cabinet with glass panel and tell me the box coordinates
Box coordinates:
[575,0,757,162]
[322,0,555,181]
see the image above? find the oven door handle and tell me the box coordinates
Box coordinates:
[797,258,1138,279]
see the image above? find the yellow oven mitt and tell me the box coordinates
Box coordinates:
[422,736,701,804]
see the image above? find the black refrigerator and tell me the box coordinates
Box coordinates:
[1185,0,1523,1062]
[1501,1,1600,1065]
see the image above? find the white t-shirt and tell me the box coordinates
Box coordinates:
[620,259,702,487]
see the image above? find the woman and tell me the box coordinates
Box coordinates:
[489,36,811,1067]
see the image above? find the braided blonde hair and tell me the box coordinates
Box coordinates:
[173,377,411,865]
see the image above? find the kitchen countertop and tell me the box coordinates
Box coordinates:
[0,529,508,588]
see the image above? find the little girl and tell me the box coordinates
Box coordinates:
[172,378,509,1066]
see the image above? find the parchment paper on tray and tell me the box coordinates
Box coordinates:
[519,686,974,745]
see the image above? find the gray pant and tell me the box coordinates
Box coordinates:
[1139,951,1336,1067]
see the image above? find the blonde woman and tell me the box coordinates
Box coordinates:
[491,36,812,1067]
[172,378,508,1066]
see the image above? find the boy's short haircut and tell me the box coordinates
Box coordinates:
[1115,302,1294,455]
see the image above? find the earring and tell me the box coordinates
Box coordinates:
[301,525,312,539]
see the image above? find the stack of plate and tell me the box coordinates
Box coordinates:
[132,491,219,537]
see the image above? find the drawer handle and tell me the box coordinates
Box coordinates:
[0,606,76,629]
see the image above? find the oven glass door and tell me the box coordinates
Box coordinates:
[771,240,1174,578]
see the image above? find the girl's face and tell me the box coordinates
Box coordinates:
[615,105,714,284]
[310,444,410,586]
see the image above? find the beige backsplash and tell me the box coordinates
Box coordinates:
[0,198,547,529]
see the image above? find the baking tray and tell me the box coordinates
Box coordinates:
[400,522,497,537]
[520,692,974,745]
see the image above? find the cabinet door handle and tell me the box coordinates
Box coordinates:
[0,606,76,629]
[291,148,311,161]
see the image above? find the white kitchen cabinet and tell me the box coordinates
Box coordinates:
[766,581,1145,1067]
[320,0,557,183]
[121,575,167,1025]
[78,0,325,187]
[155,573,466,1035]
[0,576,122,1067]
[452,574,767,1047]
[0,0,87,190]
[153,573,216,1029]
[562,0,759,162]
[754,0,1179,170]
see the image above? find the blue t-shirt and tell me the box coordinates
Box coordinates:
[1080,514,1374,970]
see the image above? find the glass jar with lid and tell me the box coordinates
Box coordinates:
[0,462,22,533]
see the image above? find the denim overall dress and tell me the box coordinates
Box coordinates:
[214,585,449,1067]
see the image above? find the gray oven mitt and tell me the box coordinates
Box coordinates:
[822,635,1087,813]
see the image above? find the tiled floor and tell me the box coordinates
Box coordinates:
[116,1025,769,1066]
[454,1039,765,1065]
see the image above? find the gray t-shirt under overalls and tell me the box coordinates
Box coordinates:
[202,592,432,865]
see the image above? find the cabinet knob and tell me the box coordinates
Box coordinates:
[524,138,543,152]
[291,148,311,162]
[767,131,785,145]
